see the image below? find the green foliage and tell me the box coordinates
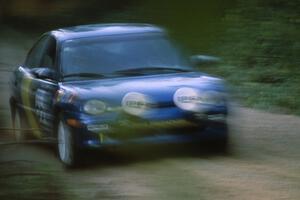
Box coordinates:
[209,0,300,114]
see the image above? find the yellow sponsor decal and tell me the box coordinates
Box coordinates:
[99,133,104,143]
[21,75,42,138]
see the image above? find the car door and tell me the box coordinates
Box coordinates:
[19,35,59,138]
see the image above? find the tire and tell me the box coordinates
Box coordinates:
[198,121,229,153]
[211,122,229,153]
[57,119,81,167]
[214,134,229,153]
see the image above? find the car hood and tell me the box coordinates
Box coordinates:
[60,72,225,104]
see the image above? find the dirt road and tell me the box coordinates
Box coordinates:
[0,30,299,200]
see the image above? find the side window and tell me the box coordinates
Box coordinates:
[25,36,49,68]
[40,37,57,70]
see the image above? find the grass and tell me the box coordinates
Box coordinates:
[199,63,300,115]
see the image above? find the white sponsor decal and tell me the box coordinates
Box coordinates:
[173,87,204,112]
[121,92,154,116]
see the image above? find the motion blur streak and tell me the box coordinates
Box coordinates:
[21,75,42,138]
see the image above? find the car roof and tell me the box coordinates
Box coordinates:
[49,23,166,42]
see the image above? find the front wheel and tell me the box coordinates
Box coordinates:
[197,121,229,153]
[209,122,229,153]
[57,120,80,167]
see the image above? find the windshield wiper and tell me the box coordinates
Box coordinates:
[63,73,109,79]
[115,67,191,75]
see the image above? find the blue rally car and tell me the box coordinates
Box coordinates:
[10,24,229,166]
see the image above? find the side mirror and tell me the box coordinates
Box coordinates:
[190,55,222,66]
[31,68,57,80]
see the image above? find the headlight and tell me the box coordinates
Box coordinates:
[83,100,106,115]
[173,88,225,112]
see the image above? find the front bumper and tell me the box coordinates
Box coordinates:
[69,112,228,149]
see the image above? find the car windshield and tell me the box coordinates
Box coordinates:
[61,34,191,80]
